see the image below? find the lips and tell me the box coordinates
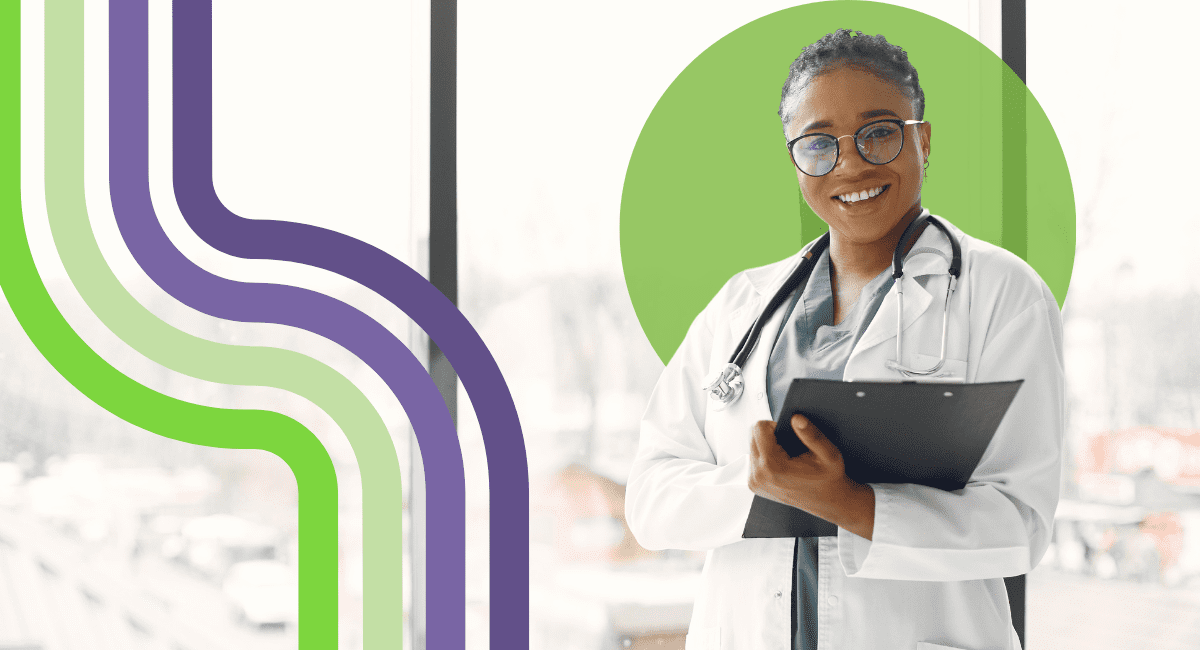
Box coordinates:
[835,184,889,204]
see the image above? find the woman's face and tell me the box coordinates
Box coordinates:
[785,65,931,247]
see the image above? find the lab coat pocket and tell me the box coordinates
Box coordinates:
[910,353,968,382]
[684,627,721,650]
[915,643,970,650]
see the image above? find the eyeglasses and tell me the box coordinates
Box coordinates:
[786,119,926,177]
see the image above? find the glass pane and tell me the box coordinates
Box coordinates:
[1028,1,1200,648]
[2,2,415,649]
[457,2,979,649]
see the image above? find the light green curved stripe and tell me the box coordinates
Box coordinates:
[44,1,404,645]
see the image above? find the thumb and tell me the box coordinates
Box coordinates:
[790,414,837,463]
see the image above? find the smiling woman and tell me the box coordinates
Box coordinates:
[782,32,933,325]
[625,28,1065,650]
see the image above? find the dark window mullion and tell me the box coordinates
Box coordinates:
[1001,1,1027,648]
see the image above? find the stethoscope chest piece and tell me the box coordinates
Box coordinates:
[702,362,745,410]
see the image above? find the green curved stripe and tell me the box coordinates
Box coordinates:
[0,2,408,647]
[0,4,339,646]
[39,1,409,646]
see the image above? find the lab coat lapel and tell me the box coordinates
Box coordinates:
[727,299,762,348]
[849,222,955,363]
[852,273,933,355]
[725,245,812,351]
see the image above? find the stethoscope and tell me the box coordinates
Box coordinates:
[701,210,962,410]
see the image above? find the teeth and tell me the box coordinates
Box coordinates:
[838,186,885,203]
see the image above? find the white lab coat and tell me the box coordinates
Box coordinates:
[626,215,1064,650]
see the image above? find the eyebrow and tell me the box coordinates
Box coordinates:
[800,108,902,133]
[861,108,900,120]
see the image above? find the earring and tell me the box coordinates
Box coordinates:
[923,157,930,181]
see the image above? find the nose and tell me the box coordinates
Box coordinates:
[832,134,870,174]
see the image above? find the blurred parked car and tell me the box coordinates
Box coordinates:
[530,464,702,649]
[222,559,298,628]
[1049,500,1200,585]
[179,514,280,579]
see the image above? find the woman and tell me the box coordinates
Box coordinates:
[625,30,1064,650]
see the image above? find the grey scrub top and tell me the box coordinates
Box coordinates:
[764,248,894,650]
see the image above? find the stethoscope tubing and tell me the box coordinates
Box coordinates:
[703,210,962,407]
[885,212,960,376]
[729,232,831,371]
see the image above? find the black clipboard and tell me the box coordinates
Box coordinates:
[742,378,1023,538]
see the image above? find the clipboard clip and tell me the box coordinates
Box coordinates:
[845,376,965,384]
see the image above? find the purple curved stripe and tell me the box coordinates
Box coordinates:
[172,1,530,645]
[109,1,466,646]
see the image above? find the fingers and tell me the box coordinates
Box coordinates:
[749,420,772,458]
[790,414,838,464]
[747,421,776,496]
[753,420,775,440]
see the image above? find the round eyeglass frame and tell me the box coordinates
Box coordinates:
[786,119,927,177]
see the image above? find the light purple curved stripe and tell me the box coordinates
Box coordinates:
[109,1,465,645]
[172,1,531,645]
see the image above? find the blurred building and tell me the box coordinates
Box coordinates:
[530,464,701,650]
[1046,428,1200,586]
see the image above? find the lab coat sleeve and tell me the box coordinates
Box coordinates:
[625,290,757,551]
[838,284,1064,581]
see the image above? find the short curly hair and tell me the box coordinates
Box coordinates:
[779,29,925,131]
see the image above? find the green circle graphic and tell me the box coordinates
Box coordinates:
[620,1,1075,363]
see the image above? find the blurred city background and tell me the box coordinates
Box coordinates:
[0,287,309,650]
[3,1,1200,650]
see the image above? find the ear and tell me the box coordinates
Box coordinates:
[919,121,932,161]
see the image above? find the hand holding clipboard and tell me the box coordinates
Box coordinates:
[744,378,1023,538]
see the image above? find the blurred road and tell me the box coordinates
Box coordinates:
[1028,565,1200,650]
[0,508,296,650]
[9,497,1200,650]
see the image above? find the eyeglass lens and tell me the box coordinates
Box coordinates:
[790,120,906,177]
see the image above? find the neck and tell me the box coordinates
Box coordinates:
[827,203,925,280]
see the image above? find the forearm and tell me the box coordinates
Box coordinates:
[626,454,756,551]
[839,481,1049,580]
[806,478,875,540]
